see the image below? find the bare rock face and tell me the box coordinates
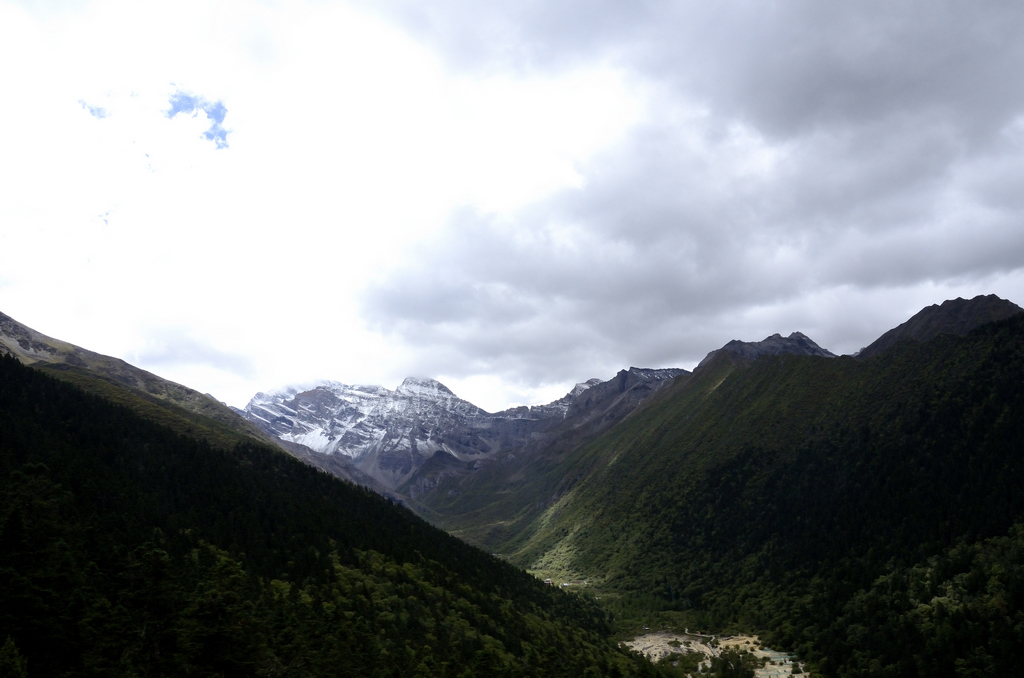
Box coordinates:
[246,377,554,489]
[244,369,689,492]
[561,367,688,426]
[857,294,1023,359]
[697,331,835,369]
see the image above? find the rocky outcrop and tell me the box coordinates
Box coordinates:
[564,368,687,418]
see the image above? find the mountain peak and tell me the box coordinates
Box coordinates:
[396,377,455,397]
[569,378,603,398]
[857,294,1023,359]
[697,331,835,369]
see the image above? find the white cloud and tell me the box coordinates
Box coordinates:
[3,0,1024,411]
[0,0,642,408]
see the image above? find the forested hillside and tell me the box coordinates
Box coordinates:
[0,354,659,677]
[487,315,1024,676]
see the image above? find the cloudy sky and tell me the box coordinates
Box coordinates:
[2,0,1024,411]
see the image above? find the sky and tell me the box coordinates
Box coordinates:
[2,0,1024,412]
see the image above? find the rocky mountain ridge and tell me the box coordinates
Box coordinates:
[243,369,689,491]
[697,331,836,368]
[241,328,860,500]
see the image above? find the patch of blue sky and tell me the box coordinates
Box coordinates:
[78,100,108,119]
[166,89,230,149]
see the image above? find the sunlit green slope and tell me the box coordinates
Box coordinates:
[485,315,1024,676]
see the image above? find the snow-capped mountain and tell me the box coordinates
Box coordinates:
[244,369,686,491]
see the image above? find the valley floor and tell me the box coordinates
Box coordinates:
[624,632,804,677]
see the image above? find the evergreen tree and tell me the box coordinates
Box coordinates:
[0,637,27,678]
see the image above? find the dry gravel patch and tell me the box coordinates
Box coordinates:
[625,632,805,676]
[622,631,718,663]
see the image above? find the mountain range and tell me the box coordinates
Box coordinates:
[241,367,689,500]
[3,293,1024,677]
[240,298,1019,519]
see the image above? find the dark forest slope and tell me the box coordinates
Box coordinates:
[0,355,659,677]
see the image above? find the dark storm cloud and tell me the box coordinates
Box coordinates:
[374,1,1024,135]
[361,1,1024,385]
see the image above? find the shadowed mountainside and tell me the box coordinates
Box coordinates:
[857,293,1022,359]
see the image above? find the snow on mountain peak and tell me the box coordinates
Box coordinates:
[570,379,602,398]
[242,368,688,491]
[396,377,455,398]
